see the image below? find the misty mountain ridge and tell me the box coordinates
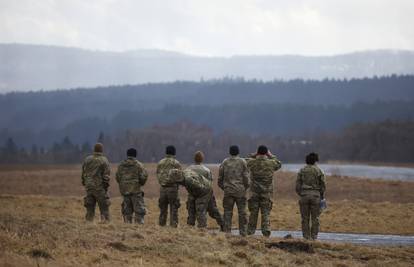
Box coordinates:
[1,43,414,92]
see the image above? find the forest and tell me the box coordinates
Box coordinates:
[0,75,413,163]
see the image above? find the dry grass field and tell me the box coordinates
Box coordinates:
[1,164,414,266]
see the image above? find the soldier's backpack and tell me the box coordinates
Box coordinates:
[182,169,212,197]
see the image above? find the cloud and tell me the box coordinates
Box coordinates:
[0,0,413,56]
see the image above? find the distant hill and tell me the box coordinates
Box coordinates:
[1,43,414,92]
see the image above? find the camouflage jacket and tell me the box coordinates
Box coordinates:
[156,155,182,187]
[296,164,326,197]
[218,156,250,197]
[116,157,148,195]
[181,169,212,197]
[81,152,110,191]
[187,164,213,181]
[247,154,282,196]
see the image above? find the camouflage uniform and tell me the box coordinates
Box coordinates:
[186,164,224,229]
[116,157,148,223]
[218,156,250,235]
[296,164,326,240]
[157,155,182,227]
[81,152,111,221]
[246,154,282,236]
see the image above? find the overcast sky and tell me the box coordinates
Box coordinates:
[0,0,413,56]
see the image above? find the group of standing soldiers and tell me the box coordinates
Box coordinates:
[81,143,326,240]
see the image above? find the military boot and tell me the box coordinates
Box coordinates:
[100,209,110,222]
[262,230,271,237]
[85,208,95,222]
[220,223,224,232]
[123,215,133,223]
[85,211,95,222]
[135,216,144,224]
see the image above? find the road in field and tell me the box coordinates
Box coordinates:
[231,230,414,246]
[207,163,414,181]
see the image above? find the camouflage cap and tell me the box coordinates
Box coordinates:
[168,169,184,183]
[94,143,103,153]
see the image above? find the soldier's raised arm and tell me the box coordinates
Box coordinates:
[267,151,282,171]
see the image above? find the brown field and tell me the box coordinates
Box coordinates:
[1,164,414,266]
[1,164,413,203]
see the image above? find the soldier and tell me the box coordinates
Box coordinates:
[246,145,282,237]
[296,152,326,240]
[116,148,148,224]
[187,151,224,229]
[81,143,111,222]
[218,145,250,236]
[157,145,182,227]
[169,168,212,228]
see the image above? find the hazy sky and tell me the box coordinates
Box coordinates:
[1,0,413,56]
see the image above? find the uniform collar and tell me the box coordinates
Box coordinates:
[256,154,267,159]
[127,156,136,160]
[166,155,175,158]
[93,152,103,156]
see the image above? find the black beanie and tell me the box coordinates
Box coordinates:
[257,145,268,155]
[229,145,239,156]
[306,152,319,165]
[127,148,137,158]
[166,145,176,156]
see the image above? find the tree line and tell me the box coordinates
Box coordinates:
[1,100,414,149]
[1,120,413,164]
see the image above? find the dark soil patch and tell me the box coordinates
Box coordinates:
[265,241,314,253]
[28,249,53,259]
[107,242,131,252]
[230,238,249,246]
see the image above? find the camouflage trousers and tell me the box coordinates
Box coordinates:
[186,191,211,228]
[299,194,321,240]
[247,194,273,237]
[122,192,146,224]
[83,188,110,222]
[187,191,224,229]
[222,194,248,236]
[159,186,180,227]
